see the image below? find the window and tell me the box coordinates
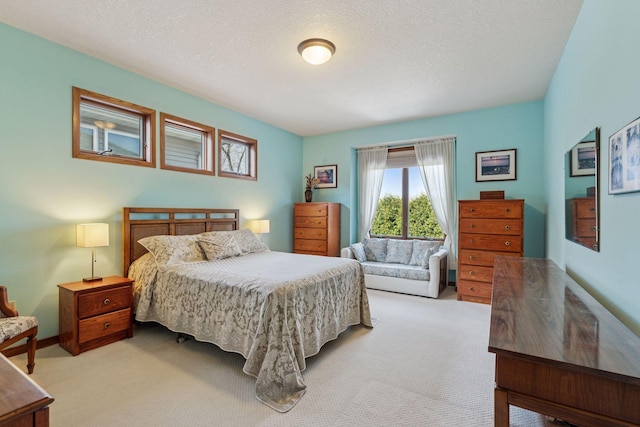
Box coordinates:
[160,113,215,175]
[218,130,257,181]
[72,87,155,167]
[371,147,444,240]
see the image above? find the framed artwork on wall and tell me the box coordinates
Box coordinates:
[314,164,338,188]
[609,116,640,195]
[570,141,597,177]
[475,149,517,182]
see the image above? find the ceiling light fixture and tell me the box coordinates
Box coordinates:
[297,38,336,65]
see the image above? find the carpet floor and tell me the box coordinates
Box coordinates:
[11,287,556,426]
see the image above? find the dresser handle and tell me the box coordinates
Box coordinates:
[469,255,475,260]
[505,225,511,230]
[104,322,111,329]
[590,207,596,212]
[469,239,475,244]
[505,241,511,246]
[506,208,511,213]
[469,271,475,275]
[470,208,475,213]
[469,286,474,291]
[592,226,597,230]
[103,298,111,305]
[470,224,475,228]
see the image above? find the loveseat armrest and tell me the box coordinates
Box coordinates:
[428,248,449,294]
[341,247,355,259]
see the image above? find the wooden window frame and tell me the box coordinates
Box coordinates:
[218,129,257,181]
[160,113,215,176]
[72,87,156,168]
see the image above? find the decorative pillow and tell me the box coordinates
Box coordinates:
[197,234,242,260]
[350,242,367,262]
[385,239,414,264]
[409,240,440,267]
[233,229,270,254]
[138,235,205,270]
[363,238,388,262]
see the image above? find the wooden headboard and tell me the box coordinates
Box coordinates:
[122,207,240,277]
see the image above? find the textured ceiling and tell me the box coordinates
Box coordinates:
[0,0,583,136]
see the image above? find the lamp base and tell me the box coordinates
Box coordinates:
[82,276,103,283]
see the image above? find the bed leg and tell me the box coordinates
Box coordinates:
[176,333,187,344]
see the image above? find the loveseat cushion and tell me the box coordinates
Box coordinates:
[409,240,440,267]
[385,239,414,264]
[361,261,430,281]
[350,242,367,262]
[364,238,388,262]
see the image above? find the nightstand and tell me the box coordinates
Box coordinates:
[58,276,133,355]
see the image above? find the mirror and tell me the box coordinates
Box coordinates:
[565,128,600,251]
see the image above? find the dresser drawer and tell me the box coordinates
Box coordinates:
[294,239,327,252]
[294,217,327,229]
[575,219,596,237]
[458,265,494,283]
[457,280,492,302]
[459,201,523,219]
[78,308,131,344]
[459,249,521,267]
[294,204,328,217]
[574,199,596,219]
[459,233,522,253]
[294,227,327,240]
[458,218,522,235]
[78,286,132,319]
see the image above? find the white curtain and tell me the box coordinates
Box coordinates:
[415,137,457,269]
[357,146,388,241]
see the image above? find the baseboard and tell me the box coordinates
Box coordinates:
[1,335,59,358]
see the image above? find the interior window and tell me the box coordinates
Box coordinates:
[218,130,257,180]
[160,113,215,175]
[72,87,155,167]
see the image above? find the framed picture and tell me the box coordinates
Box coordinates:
[314,164,337,188]
[475,149,517,182]
[609,116,640,194]
[570,141,597,177]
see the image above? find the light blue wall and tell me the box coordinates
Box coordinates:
[303,101,545,260]
[544,0,640,334]
[0,23,302,338]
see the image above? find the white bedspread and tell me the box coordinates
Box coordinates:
[129,251,372,412]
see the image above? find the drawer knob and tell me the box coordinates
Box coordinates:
[104,322,111,329]
[469,255,475,260]
[470,239,475,244]
[103,298,111,305]
[505,241,511,246]
[469,287,474,291]
[506,208,511,213]
[470,208,475,213]
[592,226,597,231]
[590,207,595,212]
[469,271,475,275]
[470,224,475,228]
[505,225,511,230]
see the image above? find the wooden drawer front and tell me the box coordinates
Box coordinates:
[78,309,131,344]
[294,217,327,229]
[458,218,522,235]
[294,250,325,256]
[457,279,492,300]
[575,219,596,237]
[458,249,521,267]
[294,227,327,240]
[458,265,494,283]
[295,204,327,217]
[294,239,327,253]
[459,233,522,253]
[574,199,596,218]
[459,201,523,219]
[78,286,132,319]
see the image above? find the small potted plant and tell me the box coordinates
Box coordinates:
[304,173,320,202]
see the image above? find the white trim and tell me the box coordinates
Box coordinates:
[355,134,457,150]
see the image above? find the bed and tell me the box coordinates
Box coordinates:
[122,207,373,412]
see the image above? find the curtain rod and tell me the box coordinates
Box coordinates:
[354,133,457,150]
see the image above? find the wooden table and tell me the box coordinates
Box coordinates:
[0,353,53,426]
[488,257,640,427]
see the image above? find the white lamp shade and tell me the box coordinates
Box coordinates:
[250,220,270,234]
[76,223,109,248]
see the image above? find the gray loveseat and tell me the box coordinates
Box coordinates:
[341,238,448,298]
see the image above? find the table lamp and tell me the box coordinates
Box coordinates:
[76,223,109,282]
[250,220,270,241]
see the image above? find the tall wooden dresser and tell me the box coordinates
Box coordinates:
[457,199,524,304]
[293,202,340,256]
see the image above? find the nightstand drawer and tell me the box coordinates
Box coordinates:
[79,308,131,344]
[78,286,132,319]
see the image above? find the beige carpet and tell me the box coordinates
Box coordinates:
[11,287,555,427]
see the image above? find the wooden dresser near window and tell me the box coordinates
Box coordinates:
[572,197,597,249]
[457,199,524,304]
[294,202,340,256]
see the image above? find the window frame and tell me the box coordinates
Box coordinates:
[218,129,257,181]
[371,146,444,241]
[160,112,215,176]
[72,87,156,168]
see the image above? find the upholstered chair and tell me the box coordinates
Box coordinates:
[0,286,38,374]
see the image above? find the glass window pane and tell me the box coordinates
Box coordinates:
[221,139,249,175]
[371,168,402,237]
[79,103,143,158]
[408,167,444,239]
[165,123,204,169]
